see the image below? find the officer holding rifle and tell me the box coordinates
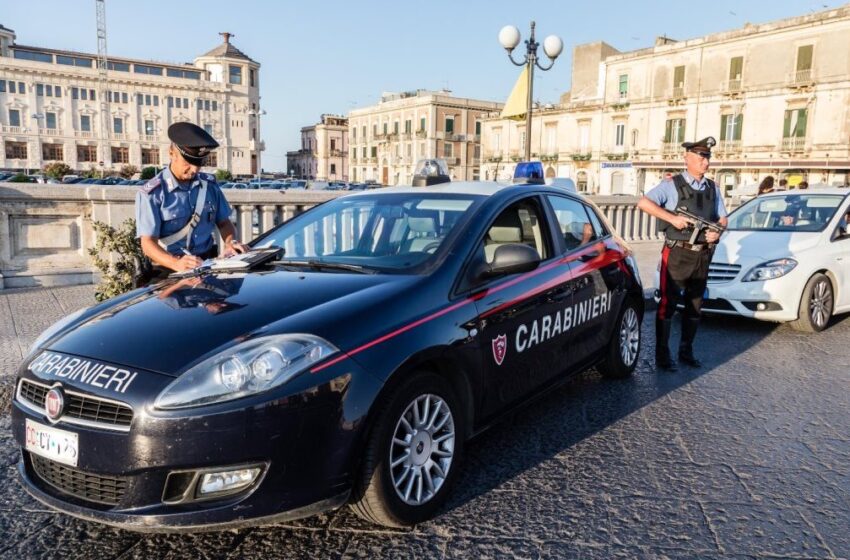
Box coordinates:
[637,137,728,371]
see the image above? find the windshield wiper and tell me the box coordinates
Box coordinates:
[273,259,377,274]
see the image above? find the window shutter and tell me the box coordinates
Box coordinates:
[719,115,728,141]
[796,45,813,71]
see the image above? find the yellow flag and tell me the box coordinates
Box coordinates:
[500,65,529,120]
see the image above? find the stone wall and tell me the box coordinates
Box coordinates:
[0,183,656,289]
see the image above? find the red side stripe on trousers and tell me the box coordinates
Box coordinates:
[657,245,670,319]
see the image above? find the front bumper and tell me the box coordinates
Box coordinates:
[704,271,802,322]
[11,357,381,532]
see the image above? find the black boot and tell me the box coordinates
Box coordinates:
[655,319,678,371]
[678,318,703,367]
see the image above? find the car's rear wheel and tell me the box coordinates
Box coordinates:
[789,273,834,332]
[350,371,464,527]
[598,298,641,378]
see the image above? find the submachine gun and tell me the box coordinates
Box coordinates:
[676,207,725,244]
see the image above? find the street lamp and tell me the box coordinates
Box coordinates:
[247,108,266,183]
[31,113,45,177]
[499,22,563,162]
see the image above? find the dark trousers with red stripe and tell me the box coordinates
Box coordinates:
[656,243,712,359]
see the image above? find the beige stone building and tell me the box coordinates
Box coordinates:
[286,115,348,181]
[0,25,262,176]
[481,5,850,195]
[348,90,501,185]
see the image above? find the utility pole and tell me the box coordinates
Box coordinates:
[95,0,110,175]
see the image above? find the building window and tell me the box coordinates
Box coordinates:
[142,148,160,166]
[57,55,93,68]
[330,163,336,175]
[673,65,685,95]
[42,143,63,161]
[229,65,243,85]
[618,74,629,98]
[250,69,256,87]
[393,121,399,134]
[664,118,686,143]
[80,114,91,132]
[167,96,173,108]
[111,147,130,164]
[206,151,217,167]
[362,147,366,158]
[720,114,743,141]
[13,49,52,63]
[107,61,130,72]
[145,120,155,136]
[796,45,813,72]
[729,56,743,82]
[5,141,28,159]
[134,64,163,76]
[203,124,213,135]
[361,125,366,138]
[520,131,527,151]
[45,112,57,129]
[445,117,454,134]
[383,122,388,135]
[77,145,97,162]
[494,131,501,151]
[36,84,44,96]
[330,139,336,151]
[783,108,807,138]
[0,81,4,93]
[614,123,625,147]
[404,119,411,133]
[475,120,481,136]
[370,146,377,158]
[444,143,453,157]
[9,109,20,127]
[113,117,124,134]
[419,117,426,131]
[166,68,201,80]
[372,124,377,137]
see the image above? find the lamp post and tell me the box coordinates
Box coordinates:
[247,108,266,183]
[499,22,563,163]
[30,113,45,176]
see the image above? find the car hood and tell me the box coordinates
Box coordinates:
[47,270,418,376]
[713,230,821,263]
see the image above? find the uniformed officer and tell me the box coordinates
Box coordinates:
[135,122,248,282]
[637,137,729,371]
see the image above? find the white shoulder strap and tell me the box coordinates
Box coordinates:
[158,179,209,251]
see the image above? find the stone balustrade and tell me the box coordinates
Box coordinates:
[0,183,656,289]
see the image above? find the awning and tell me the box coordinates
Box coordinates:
[500,65,529,121]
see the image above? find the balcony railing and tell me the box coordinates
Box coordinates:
[791,69,812,85]
[716,140,741,153]
[450,134,466,142]
[725,78,742,93]
[142,135,158,143]
[662,142,680,155]
[781,137,806,152]
[75,130,95,138]
[415,129,427,138]
[2,125,24,134]
[672,86,685,99]
[443,157,460,165]
[111,133,129,140]
[39,128,62,136]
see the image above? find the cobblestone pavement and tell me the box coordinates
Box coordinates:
[1,250,849,559]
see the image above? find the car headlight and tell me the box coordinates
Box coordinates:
[742,258,798,282]
[26,307,90,358]
[154,334,338,410]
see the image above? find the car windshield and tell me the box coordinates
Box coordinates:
[727,194,845,232]
[254,192,483,273]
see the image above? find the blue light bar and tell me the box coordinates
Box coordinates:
[513,161,545,185]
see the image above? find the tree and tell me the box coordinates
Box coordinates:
[43,162,72,179]
[215,169,233,182]
[140,166,157,180]
[81,168,99,179]
[119,164,139,179]
[87,218,144,301]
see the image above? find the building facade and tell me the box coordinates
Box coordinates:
[348,90,501,185]
[0,25,262,176]
[481,5,850,195]
[286,115,348,181]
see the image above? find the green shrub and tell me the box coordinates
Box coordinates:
[140,166,158,180]
[8,173,31,183]
[215,169,233,182]
[44,162,73,179]
[88,219,143,301]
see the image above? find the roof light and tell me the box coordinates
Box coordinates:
[513,161,545,185]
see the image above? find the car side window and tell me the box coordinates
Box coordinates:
[585,204,608,238]
[482,198,549,264]
[546,195,598,252]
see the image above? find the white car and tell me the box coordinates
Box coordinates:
[703,188,850,331]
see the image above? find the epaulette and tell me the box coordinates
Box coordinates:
[138,176,162,194]
[198,172,216,182]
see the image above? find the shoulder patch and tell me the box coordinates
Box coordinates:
[138,176,162,194]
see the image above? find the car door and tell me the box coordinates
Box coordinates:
[462,194,575,419]
[827,199,850,309]
[544,194,625,370]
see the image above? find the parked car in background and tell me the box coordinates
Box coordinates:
[306,181,329,190]
[703,189,850,332]
[287,180,307,190]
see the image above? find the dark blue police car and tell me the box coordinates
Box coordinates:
[11,176,644,531]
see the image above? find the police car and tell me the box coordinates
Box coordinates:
[11,161,644,531]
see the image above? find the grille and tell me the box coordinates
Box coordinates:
[31,454,128,506]
[18,379,133,429]
[702,298,736,311]
[708,262,742,283]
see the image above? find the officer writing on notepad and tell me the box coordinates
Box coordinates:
[135,122,248,282]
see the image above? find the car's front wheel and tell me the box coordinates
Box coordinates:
[597,298,642,378]
[789,272,834,332]
[350,371,464,527]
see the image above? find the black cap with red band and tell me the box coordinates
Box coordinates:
[168,122,219,166]
[681,136,716,157]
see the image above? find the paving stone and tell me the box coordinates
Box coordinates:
[650,462,752,503]
[607,497,718,553]
[703,503,831,558]
[444,537,539,559]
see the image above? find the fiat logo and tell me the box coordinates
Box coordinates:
[45,387,65,421]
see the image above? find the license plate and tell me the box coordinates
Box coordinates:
[25,419,79,467]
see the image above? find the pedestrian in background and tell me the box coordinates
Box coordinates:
[757,176,775,195]
[637,137,728,371]
[798,180,809,190]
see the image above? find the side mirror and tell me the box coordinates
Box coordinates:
[477,243,540,279]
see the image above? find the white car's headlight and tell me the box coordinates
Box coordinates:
[27,307,90,358]
[742,258,797,282]
[155,334,338,410]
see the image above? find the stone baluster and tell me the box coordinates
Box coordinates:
[238,204,254,243]
[261,205,276,236]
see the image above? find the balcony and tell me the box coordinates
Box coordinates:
[662,142,680,156]
[450,134,466,142]
[789,69,813,87]
[716,140,741,154]
[724,78,742,94]
[540,154,559,162]
[142,135,158,143]
[401,132,412,141]
[111,133,129,140]
[781,137,806,153]
[415,129,427,139]
[39,128,63,136]
[671,86,685,99]
[2,125,24,134]
[329,149,345,157]
[443,157,460,165]
[75,130,95,138]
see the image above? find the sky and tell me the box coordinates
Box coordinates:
[0,0,838,172]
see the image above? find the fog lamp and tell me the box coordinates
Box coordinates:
[198,467,261,496]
